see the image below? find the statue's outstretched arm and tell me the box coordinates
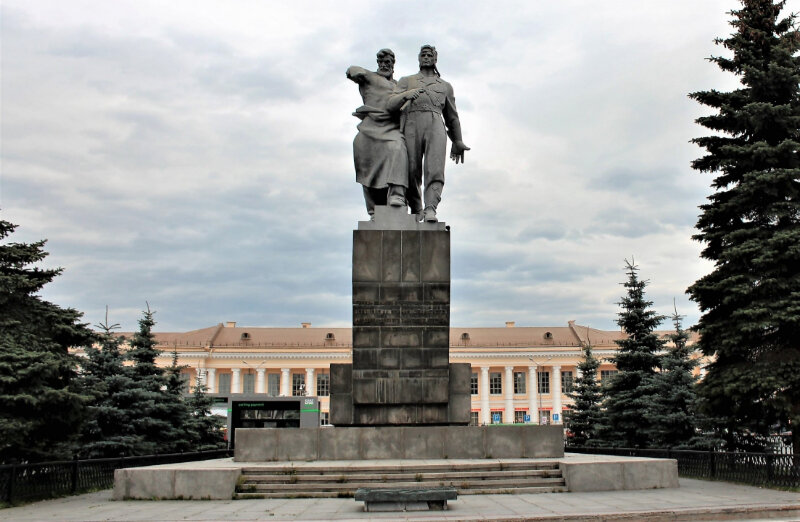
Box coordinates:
[346,66,369,84]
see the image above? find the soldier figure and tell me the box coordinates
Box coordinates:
[392,45,470,222]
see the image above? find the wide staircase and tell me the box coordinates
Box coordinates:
[235,460,566,499]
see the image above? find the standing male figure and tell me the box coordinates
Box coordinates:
[392,45,470,222]
[347,49,409,219]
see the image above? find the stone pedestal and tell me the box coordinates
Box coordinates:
[331,206,470,426]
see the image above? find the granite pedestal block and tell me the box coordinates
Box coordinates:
[332,210,470,426]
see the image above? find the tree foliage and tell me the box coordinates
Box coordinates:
[566,340,603,446]
[646,307,701,448]
[186,378,226,450]
[688,0,800,453]
[124,307,192,454]
[0,219,94,463]
[597,260,666,448]
[79,312,139,458]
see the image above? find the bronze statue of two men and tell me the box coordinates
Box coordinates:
[347,45,469,222]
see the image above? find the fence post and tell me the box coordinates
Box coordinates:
[71,455,79,494]
[7,464,16,504]
[766,453,774,484]
[709,449,716,479]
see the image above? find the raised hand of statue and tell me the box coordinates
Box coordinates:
[450,140,470,164]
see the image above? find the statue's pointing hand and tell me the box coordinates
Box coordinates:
[450,141,470,164]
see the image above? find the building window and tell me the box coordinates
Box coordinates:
[243,373,255,394]
[600,370,618,383]
[469,411,480,426]
[317,373,330,397]
[561,371,574,394]
[267,374,280,396]
[538,371,550,394]
[539,410,551,425]
[218,373,231,394]
[561,409,571,425]
[513,371,526,394]
[320,412,330,426]
[470,372,478,395]
[514,410,527,424]
[489,372,502,395]
[292,373,306,396]
[181,372,191,393]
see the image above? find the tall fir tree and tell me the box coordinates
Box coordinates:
[0,219,94,463]
[645,306,700,448]
[566,340,603,447]
[125,306,190,454]
[79,311,140,458]
[597,260,666,448]
[186,378,226,450]
[688,0,800,453]
[162,347,194,452]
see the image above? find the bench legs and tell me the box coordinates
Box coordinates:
[364,500,448,512]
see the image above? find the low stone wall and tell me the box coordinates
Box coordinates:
[113,467,240,500]
[234,425,564,461]
[560,455,679,492]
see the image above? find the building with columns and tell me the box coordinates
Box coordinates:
[89,320,699,426]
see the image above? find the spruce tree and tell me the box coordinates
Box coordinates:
[688,0,800,453]
[566,340,603,447]
[598,260,666,448]
[162,347,193,452]
[186,378,226,450]
[645,306,700,448]
[0,219,94,463]
[125,306,189,454]
[79,311,140,458]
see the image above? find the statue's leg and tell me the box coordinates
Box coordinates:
[363,186,387,219]
[404,115,424,216]
[388,184,406,206]
[422,116,447,221]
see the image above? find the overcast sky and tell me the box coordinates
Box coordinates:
[2,0,772,332]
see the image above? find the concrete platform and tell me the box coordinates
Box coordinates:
[5,477,800,521]
[113,453,678,500]
[234,425,565,461]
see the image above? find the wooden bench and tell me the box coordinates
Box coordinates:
[354,487,458,512]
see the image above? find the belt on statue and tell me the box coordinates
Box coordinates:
[407,104,442,115]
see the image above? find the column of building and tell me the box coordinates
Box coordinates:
[552,364,562,424]
[231,368,241,394]
[280,368,290,396]
[480,366,490,425]
[206,368,216,393]
[528,365,538,424]
[504,366,514,424]
[306,368,316,396]
[256,368,266,394]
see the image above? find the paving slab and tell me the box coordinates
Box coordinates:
[3,477,800,521]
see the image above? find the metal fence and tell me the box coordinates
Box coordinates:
[567,446,800,489]
[0,448,232,504]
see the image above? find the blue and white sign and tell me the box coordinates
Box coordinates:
[524,414,531,422]
[552,413,560,422]
[492,412,501,423]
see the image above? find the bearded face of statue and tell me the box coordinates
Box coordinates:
[376,55,395,79]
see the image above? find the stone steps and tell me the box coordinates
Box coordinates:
[235,461,566,498]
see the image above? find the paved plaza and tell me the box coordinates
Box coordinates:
[2,478,799,521]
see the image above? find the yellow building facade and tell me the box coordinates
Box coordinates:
[104,320,699,427]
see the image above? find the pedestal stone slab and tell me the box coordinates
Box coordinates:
[333,214,470,426]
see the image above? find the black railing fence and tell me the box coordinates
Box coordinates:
[567,446,800,489]
[0,448,232,504]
